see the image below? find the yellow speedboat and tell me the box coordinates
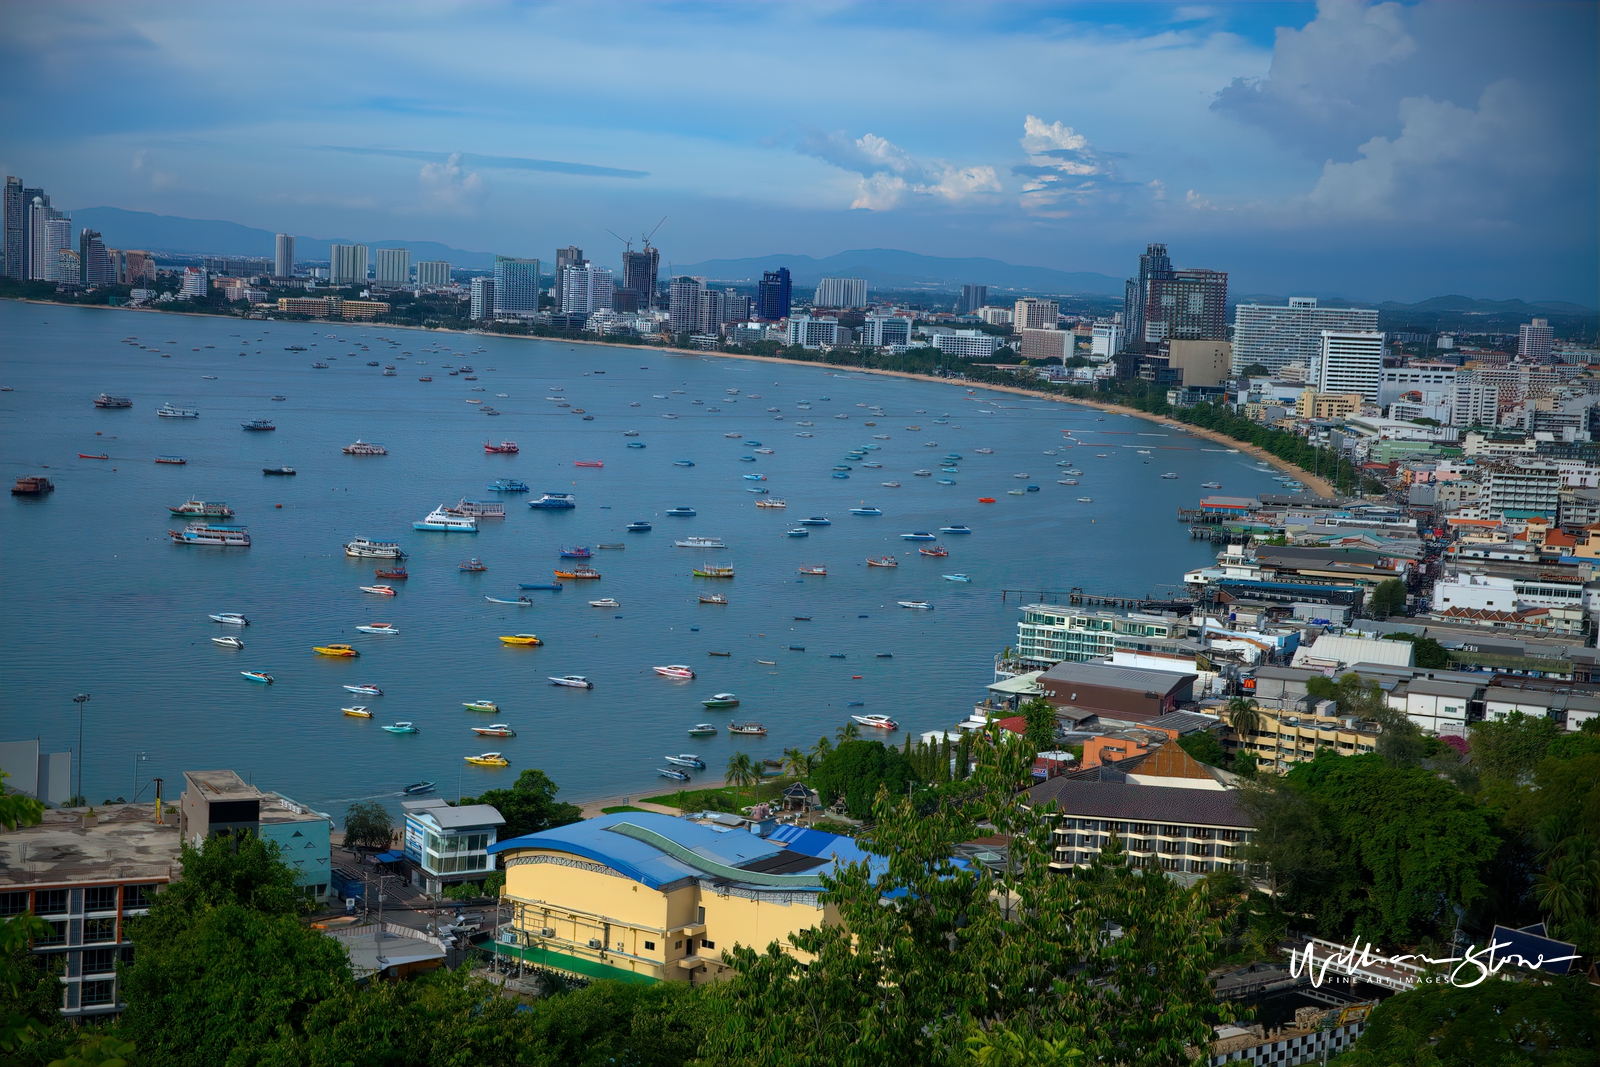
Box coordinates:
[342,706,372,718]
[498,634,542,646]
[464,752,509,767]
[314,644,360,658]
[463,700,499,713]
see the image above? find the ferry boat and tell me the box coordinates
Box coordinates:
[687,724,717,737]
[212,636,244,649]
[554,565,600,580]
[263,466,295,475]
[901,532,936,541]
[549,675,593,689]
[473,724,516,737]
[157,456,188,465]
[754,499,786,509]
[241,419,276,431]
[488,479,530,493]
[939,525,972,534]
[464,753,509,767]
[360,585,397,596]
[499,634,543,646]
[589,597,620,608]
[414,506,478,532]
[698,593,728,604]
[382,722,418,734]
[342,440,388,456]
[664,506,696,517]
[898,600,933,610]
[459,558,487,572]
[919,546,949,557]
[867,556,898,568]
[692,565,734,578]
[449,499,504,519]
[240,670,273,684]
[852,714,898,730]
[484,441,519,454]
[560,546,593,558]
[94,393,133,408]
[210,612,249,625]
[313,644,360,657]
[463,700,499,712]
[342,706,373,718]
[170,524,250,546]
[675,537,726,549]
[798,565,826,576]
[529,492,576,509]
[344,684,383,696]
[664,753,707,768]
[626,521,652,532]
[850,506,881,516]
[702,693,739,708]
[654,664,695,679]
[728,722,767,736]
[347,537,406,563]
[170,498,235,519]
[798,516,830,526]
[11,476,54,495]
[157,403,199,418]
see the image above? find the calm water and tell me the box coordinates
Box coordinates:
[0,301,1283,814]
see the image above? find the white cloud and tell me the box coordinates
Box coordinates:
[418,151,487,208]
[799,130,998,211]
[1014,115,1121,216]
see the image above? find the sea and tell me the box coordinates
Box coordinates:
[0,300,1288,816]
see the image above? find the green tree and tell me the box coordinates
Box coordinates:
[782,746,812,781]
[1020,698,1057,750]
[457,767,582,840]
[342,800,395,854]
[1470,711,1562,787]
[1240,363,1270,377]
[725,752,757,808]
[809,739,918,818]
[1176,730,1226,768]
[1382,632,1450,669]
[1333,977,1598,1066]
[1369,578,1408,618]
[836,721,861,744]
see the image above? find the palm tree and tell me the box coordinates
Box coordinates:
[782,746,811,782]
[1227,696,1262,755]
[725,752,756,810]
[836,721,861,744]
[811,736,832,763]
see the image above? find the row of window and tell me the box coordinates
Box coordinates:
[1054,819,1244,842]
[0,884,157,918]
[1057,838,1235,858]
[1054,852,1243,874]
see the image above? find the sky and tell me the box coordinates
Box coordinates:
[2,1,1596,303]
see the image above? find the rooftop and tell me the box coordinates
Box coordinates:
[183,770,331,826]
[401,797,505,831]
[1038,660,1197,694]
[1027,779,1252,828]
[0,803,181,887]
[323,921,447,978]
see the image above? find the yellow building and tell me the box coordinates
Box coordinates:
[488,813,867,984]
[1220,706,1379,772]
[275,296,391,320]
[1294,391,1364,420]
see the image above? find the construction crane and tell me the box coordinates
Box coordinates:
[641,216,666,253]
[606,229,634,254]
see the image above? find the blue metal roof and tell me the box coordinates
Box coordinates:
[765,824,873,867]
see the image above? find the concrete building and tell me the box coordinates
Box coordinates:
[400,796,505,895]
[1519,318,1554,359]
[0,803,181,1018]
[1483,681,1599,732]
[374,247,410,287]
[275,297,390,320]
[1164,339,1233,387]
[1220,706,1381,773]
[2,175,23,280]
[1143,269,1227,350]
[1397,678,1479,735]
[668,275,707,336]
[861,314,912,348]
[976,306,1014,327]
[1122,243,1172,353]
[560,264,614,318]
[1317,330,1385,402]
[1378,364,1457,408]
[786,314,840,349]
[416,260,450,287]
[1035,660,1197,724]
[274,233,294,278]
[932,330,1003,360]
[1231,298,1379,376]
[621,248,660,310]
[178,770,332,901]
[179,267,207,298]
[1013,297,1058,330]
[1091,322,1123,359]
[0,739,72,805]
[78,229,114,286]
[958,284,987,315]
[328,243,368,285]
[1019,327,1070,361]
[469,276,494,320]
[1294,391,1363,420]
[814,277,867,308]
[492,255,540,318]
[1013,603,1185,669]
[755,268,791,320]
[1485,460,1562,519]
[1025,779,1253,879]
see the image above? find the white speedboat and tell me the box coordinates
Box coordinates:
[356,623,399,634]
[550,675,593,689]
[414,505,478,532]
[211,636,244,649]
[210,612,249,625]
[344,684,383,696]
[589,598,620,608]
[674,537,727,548]
[851,713,899,730]
[1078,496,1093,503]
[654,664,695,679]
[898,600,933,610]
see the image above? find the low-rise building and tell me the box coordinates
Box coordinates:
[1481,681,1600,731]
[178,770,332,902]
[1025,779,1253,881]
[1035,660,1197,724]
[400,797,505,895]
[1012,603,1186,668]
[275,296,391,320]
[1220,706,1380,772]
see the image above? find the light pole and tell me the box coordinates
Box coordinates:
[72,693,90,804]
[133,751,149,802]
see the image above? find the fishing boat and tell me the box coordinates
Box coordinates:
[943,573,972,582]
[852,713,899,730]
[692,564,734,578]
[529,492,576,509]
[382,722,418,734]
[210,612,249,625]
[898,600,933,610]
[867,556,898,568]
[212,636,244,649]
[464,753,509,767]
[518,582,563,590]
[901,531,936,541]
[574,460,603,468]
[913,469,932,477]
[342,440,388,455]
[156,456,189,465]
[402,781,436,795]
[664,754,706,769]
[882,481,900,488]
[170,498,234,518]
[360,585,397,596]
[919,546,949,557]
[728,722,767,736]
[560,546,593,558]
[459,558,487,572]
[654,665,696,679]
[485,595,535,605]
[346,538,407,559]
[74,451,108,460]
[675,537,726,549]
[488,479,530,493]
[499,634,543,645]
[414,505,478,532]
[94,393,133,408]
[313,644,360,657]
[665,506,696,517]
[589,597,620,608]
[708,650,731,657]
[342,706,373,718]
[553,566,600,580]
[157,403,199,418]
[241,419,276,431]
[262,465,296,475]
[702,693,739,708]
[743,473,766,481]
[658,767,691,782]
[786,527,808,537]
[473,724,516,737]
[484,441,520,454]
[241,670,273,684]
[375,567,408,580]
[344,684,383,696]
[798,565,826,576]
[798,516,831,526]
[463,700,499,712]
[974,447,992,454]
[355,623,399,634]
[755,499,786,509]
[673,460,694,467]
[688,723,717,737]
[626,521,653,532]
[698,593,728,604]
[549,675,593,688]
[1201,481,1222,489]
[171,523,251,546]
[850,506,882,516]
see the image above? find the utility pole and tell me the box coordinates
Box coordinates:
[133,751,148,801]
[72,694,90,804]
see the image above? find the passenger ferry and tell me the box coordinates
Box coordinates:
[156,403,199,418]
[414,505,478,532]
[169,498,234,519]
[342,440,388,455]
[675,537,726,549]
[484,441,519,454]
[94,393,133,408]
[241,419,276,431]
[170,523,251,547]
[529,492,577,509]
[345,537,407,559]
[448,499,505,519]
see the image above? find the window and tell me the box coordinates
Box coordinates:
[37,920,66,946]
[85,887,118,912]
[675,940,683,949]
[696,907,705,924]
[123,884,157,909]
[82,948,117,975]
[644,941,655,951]
[80,979,115,1007]
[84,918,117,943]
[700,939,715,950]
[0,891,27,917]
[35,889,67,916]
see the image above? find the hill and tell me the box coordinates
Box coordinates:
[671,248,1125,296]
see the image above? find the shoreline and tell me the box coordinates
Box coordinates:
[8,297,1337,497]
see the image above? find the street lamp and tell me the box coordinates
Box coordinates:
[133,751,150,802]
[72,693,90,804]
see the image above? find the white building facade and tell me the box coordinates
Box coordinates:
[329,244,369,285]
[1317,330,1385,402]
[813,277,867,308]
[492,256,540,318]
[1231,298,1379,376]
[786,315,840,349]
[415,260,451,287]
[560,264,614,318]
[933,330,1003,360]
[374,247,410,287]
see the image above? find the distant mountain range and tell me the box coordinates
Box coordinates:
[672,248,1126,295]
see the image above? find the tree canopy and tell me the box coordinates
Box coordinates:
[808,739,917,818]
[342,800,395,853]
[456,767,583,840]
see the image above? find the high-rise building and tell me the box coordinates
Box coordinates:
[202,256,271,278]
[554,246,584,310]
[861,315,913,348]
[1519,318,1554,359]
[722,289,750,323]
[470,277,495,320]
[78,229,113,286]
[561,264,614,318]
[1091,323,1123,359]
[756,268,791,321]
[123,250,156,285]
[3,177,23,280]
[699,289,725,335]
[416,260,451,287]
[958,284,987,316]
[328,244,368,285]
[374,248,410,287]
[621,248,660,310]
[41,214,72,284]
[492,256,540,318]
[180,267,208,298]
[1014,297,1059,330]
[1121,243,1173,353]
[814,277,867,309]
[668,276,707,336]
[786,315,840,349]
[1317,330,1385,402]
[28,194,66,281]
[1231,298,1379,377]
[1142,269,1227,350]
[274,233,295,278]
[50,248,79,286]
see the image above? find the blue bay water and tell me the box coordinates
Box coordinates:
[0,301,1282,814]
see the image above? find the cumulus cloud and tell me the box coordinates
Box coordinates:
[797,130,999,211]
[1013,115,1120,216]
[418,151,487,207]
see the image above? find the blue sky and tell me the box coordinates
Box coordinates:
[2,1,1595,303]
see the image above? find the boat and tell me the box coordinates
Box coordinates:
[589,597,620,608]
[919,546,949,557]
[382,722,418,734]
[867,556,898,568]
[688,724,717,737]
[499,634,543,646]
[898,600,933,610]
[1201,481,1222,489]
[553,566,600,580]
[882,481,900,488]
[755,499,786,509]
[211,636,244,649]
[314,644,360,657]
[665,506,696,517]
[560,546,593,558]
[156,455,189,465]
[344,684,383,696]
[675,537,728,550]
[754,447,774,455]
[241,419,276,432]
[342,706,373,718]
[484,441,520,454]
[342,440,388,455]
[850,506,882,516]
[488,479,530,493]
[209,612,249,625]
[664,754,706,769]
[938,478,955,485]
[463,700,499,712]
[913,470,932,477]
[518,582,563,590]
[623,430,640,437]
[654,665,696,679]
[270,395,287,402]
[263,466,296,475]
[724,432,742,439]
[414,505,477,532]
[1026,485,1040,492]
[788,645,805,651]
[692,565,734,578]
[852,714,899,730]
[170,498,234,518]
[485,595,535,605]
[743,473,766,482]
[974,448,992,454]
[450,499,505,518]
[1078,496,1093,503]
[673,460,694,467]
[833,464,852,471]
[402,781,435,795]
[375,567,408,579]
[241,670,273,684]
[658,767,691,782]
[1161,472,1179,479]
[978,497,996,504]
[459,558,487,572]
[361,585,397,596]
[832,472,849,479]
[798,565,827,576]
[355,623,399,634]
[627,442,645,449]
[1008,490,1025,496]
[94,393,133,408]
[786,527,809,537]
[170,524,251,546]
[901,532,936,541]
[418,376,432,382]
[708,650,731,657]
[473,724,516,737]
[1058,479,1078,486]
[157,403,199,418]
[728,722,767,736]
[943,573,972,582]
[758,659,776,665]
[313,362,330,369]
[798,516,831,526]
[529,492,576,509]
[549,675,593,688]
[574,460,604,469]
[346,538,407,559]
[698,593,728,604]
[464,753,509,767]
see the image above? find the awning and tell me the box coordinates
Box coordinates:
[373,850,406,864]
[986,672,1044,696]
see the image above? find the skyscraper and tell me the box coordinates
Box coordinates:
[274,233,295,278]
[1142,269,1227,350]
[1121,243,1173,353]
[561,264,614,318]
[374,248,410,287]
[416,260,451,287]
[492,256,540,318]
[78,229,113,286]
[470,276,495,321]
[814,277,867,308]
[1014,298,1059,330]
[39,212,72,284]
[1519,318,1554,359]
[756,268,791,321]
[328,244,368,285]
[621,248,660,310]
[1317,331,1385,402]
[958,284,987,316]
[722,288,751,323]
[1231,298,1379,377]
[668,276,707,336]
[554,246,583,310]
[3,177,23,281]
